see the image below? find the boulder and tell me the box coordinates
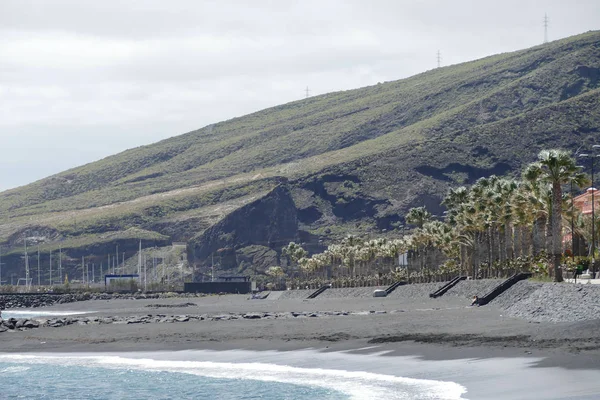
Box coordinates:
[24,320,39,328]
[373,289,387,297]
[243,313,264,319]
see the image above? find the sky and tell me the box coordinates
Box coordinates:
[1,0,599,192]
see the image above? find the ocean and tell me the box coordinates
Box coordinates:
[0,351,466,400]
[2,310,600,399]
[3,347,600,399]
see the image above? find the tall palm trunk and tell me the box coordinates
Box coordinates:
[546,213,553,254]
[487,228,493,270]
[525,225,533,257]
[551,182,564,282]
[533,216,546,256]
[505,222,514,261]
[499,228,506,264]
[514,226,521,258]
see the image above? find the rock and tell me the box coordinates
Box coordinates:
[175,316,190,322]
[0,325,7,333]
[24,320,39,328]
[243,313,264,319]
[373,289,387,297]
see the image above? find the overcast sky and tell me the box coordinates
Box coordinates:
[1,1,598,192]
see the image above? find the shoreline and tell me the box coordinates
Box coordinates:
[3,344,600,400]
[3,280,600,373]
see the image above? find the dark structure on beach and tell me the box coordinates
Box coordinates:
[184,276,254,294]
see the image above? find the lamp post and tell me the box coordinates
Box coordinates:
[593,145,600,271]
[570,178,575,262]
[580,149,600,274]
[0,245,4,287]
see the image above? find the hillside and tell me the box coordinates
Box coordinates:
[1,31,599,281]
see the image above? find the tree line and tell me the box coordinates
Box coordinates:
[270,149,597,289]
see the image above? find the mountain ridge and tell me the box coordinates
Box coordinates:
[1,30,599,279]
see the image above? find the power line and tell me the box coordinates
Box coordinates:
[305,86,310,98]
[436,50,442,68]
[543,13,549,44]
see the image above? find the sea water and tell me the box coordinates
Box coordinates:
[1,310,92,319]
[0,362,345,400]
[0,352,467,400]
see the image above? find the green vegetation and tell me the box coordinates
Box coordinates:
[280,149,594,287]
[1,31,599,278]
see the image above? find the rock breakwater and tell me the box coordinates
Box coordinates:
[0,292,206,310]
[0,309,400,334]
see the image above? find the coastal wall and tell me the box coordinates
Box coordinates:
[277,279,600,323]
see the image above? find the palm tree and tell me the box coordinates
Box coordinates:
[534,149,582,282]
[521,163,552,256]
[282,242,308,281]
[406,207,433,276]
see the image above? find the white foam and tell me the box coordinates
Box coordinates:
[0,366,31,374]
[0,353,467,400]
[2,310,93,318]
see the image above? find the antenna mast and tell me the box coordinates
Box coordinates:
[305,86,310,98]
[543,13,549,44]
[24,236,30,291]
[437,50,442,68]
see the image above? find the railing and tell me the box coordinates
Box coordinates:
[384,281,407,295]
[429,276,467,298]
[307,285,330,299]
[476,272,532,306]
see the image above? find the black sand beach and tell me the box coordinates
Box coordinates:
[2,280,600,371]
[3,280,600,399]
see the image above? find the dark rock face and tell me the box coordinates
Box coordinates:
[235,245,279,275]
[190,185,298,265]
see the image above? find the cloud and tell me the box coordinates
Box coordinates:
[0,0,599,192]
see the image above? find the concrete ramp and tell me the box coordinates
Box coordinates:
[477,272,533,306]
[429,276,467,298]
[307,285,330,299]
[384,281,407,295]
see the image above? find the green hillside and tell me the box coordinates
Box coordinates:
[1,31,599,279]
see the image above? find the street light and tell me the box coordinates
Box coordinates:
[579,150,600,274]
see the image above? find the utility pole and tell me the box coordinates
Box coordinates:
[0,245,3,287]
[543,13,549,44]
[24,235,30,291]
[305,86,310,98]
[138,240,142,278]
[92,263,95,284]
[144,254,147,292]
[37,245,41,287]
[49,250,52,286]
[437,50,442,68]
[59,246,62,284]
